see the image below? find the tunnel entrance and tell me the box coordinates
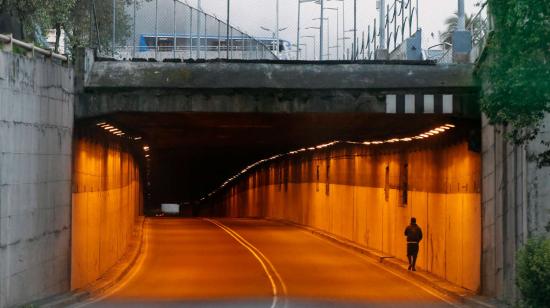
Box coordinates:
[72,111,481,292]
[76,112,479,212]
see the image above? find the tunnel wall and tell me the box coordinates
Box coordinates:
[0,52,73,307]
[213,141,481,292]
[71,137,142,290]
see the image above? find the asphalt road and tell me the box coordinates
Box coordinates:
[85,218,461,307]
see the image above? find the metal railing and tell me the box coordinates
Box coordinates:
[0,34,68,62]
[468,1,490,62]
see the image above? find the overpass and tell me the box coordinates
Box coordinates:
[77,50,478,118]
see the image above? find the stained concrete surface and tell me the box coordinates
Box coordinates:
[0,51,73,307]
[210,140,481,292]
[87,218,459,307]
[71,138,143,289]
[480,113,550,303]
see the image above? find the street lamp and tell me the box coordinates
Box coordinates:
[312,17,329,59]
[292,43,307,60]
[324,7,339,60]
[306,26,321,59]
[338,36,350,59]
[298,0,321,61]
[327,0,345,60]
[301,35,316,60]
[344,28,358,59]
[260,26,288,53]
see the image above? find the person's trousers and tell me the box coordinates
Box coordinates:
[407,242,419,257]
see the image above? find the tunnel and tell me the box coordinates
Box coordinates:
[71,110,481,293]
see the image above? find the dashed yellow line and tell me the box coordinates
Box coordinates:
[204,218,287,308]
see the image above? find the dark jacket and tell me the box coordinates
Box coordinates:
[404,224,423,243]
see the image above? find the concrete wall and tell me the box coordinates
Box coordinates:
[481,114,550,303]
[210,141,481,292]
[0,52,74,306]
[71,137,142,290]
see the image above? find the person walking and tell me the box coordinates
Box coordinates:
[404,217,423,271]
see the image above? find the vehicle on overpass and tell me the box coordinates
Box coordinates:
[133,33,291,59]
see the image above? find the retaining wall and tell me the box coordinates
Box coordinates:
[481,114,550,302]
[0,51,73,307]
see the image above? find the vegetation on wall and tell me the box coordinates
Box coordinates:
[477,0,550,167]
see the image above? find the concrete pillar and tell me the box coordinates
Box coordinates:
[375,49,389,60]
[452,31,472,63]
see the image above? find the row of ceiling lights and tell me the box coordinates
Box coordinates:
[199,123,456,202]
[96,122,150,158]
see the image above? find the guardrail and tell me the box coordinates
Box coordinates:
[0,34,68,62]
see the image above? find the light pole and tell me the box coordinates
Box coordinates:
[379,0,385,48]
[457,0,465,30]
[196,0,202,58]
[329,45,339,60]
[276,0,280,58]
[292,43,308,60]
[345,28,359,59]
[312,17,329,59]
[260,26,288,54]
[324,7,339,59]
[338,36,350,59]
[301,35,316,60]
[320,0,324,60]
[297,0,322,61]
[327,0,345,61]
[226,0,230,59]
[306,26,321,59]
[353,0,356,60]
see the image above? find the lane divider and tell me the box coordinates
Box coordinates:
[204,218,287,308]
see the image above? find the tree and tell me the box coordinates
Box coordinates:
[440,10,487,49]
[477,0,550,166]
[1,0,150,55]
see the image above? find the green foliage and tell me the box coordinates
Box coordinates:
[478,0,550,166]
[0,0,151,55]
[516,237,550,307]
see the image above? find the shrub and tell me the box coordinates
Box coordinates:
[516,236,550,307]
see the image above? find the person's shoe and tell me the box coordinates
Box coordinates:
[408,265,412,270]
[412,267,416,272]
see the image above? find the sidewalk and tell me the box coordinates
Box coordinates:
[267,218,501,308]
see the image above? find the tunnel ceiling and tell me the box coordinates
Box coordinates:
[80,112,478,206]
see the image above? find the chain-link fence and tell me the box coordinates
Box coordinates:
[92,0,277,60]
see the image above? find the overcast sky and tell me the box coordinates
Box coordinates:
[187,0,479,59]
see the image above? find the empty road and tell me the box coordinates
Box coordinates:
[84,218,462,307]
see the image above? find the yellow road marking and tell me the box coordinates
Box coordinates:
[205,218,287,308]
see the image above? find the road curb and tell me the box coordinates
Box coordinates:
[33,217,146,308]
[266,218,500,308]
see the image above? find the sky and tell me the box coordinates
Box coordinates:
[185,0,479,59]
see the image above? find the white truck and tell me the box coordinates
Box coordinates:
[161,203,180,215]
